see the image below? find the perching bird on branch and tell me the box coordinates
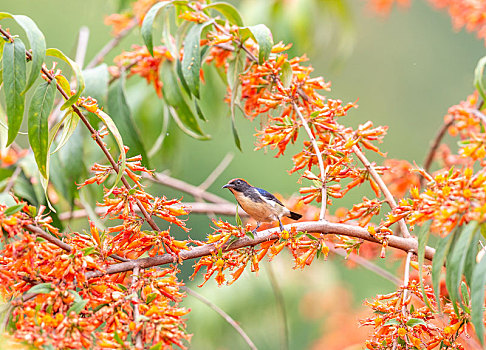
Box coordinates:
[223,178,302,234]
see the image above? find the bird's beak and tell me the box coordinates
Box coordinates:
[222,183,232,189]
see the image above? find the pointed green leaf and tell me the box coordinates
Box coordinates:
[203,2,243,26]
[406,318,427,327]
[51,110,80,154]
[141,1,188,56]
[28,81,56,178]
[182,23,208,98]
[67,299,88,315]
[417,221,433,311]
[445,222,478,316]
[280,60,293,88]
[12,15,46,94]
[431,231,455,312]
[471,253,486,345]
[149,342,163,350]
[460,281,470,313]
[227,48,245,150]
[3,38,26,146]
[474,56,486,102]
[463,229,479,286]
[194,100,207,121]
[46,48,84,110]
[161,60,209,139]
[114,331,124,346]
[247,24,273,64]
[3,204,24,216]
[235,205,243,227]
[107,74,148,166]
[27,282,53,295]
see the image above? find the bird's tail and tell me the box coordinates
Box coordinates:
[287,211,302,220]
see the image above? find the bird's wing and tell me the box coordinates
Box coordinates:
[254,187,285,207]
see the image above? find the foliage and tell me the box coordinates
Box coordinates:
[0,0,486,349]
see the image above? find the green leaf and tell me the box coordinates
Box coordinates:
[82,64,109,104]
[280,60,293,88]
[3,38,26,146]
[107,74,149,166]
[445,222,478,316]
[431,231,455,312]
[471,253,486,345]
[227,49,245,151]
[146,293,157,304]
[161,60,209,139]
[3,204,24,216]
[27,282,53,295]
[235,205,243,227]
[114,331,125,346]
[247,24,274,64]
[182,23,210,98]
[203,2,244,26]
[417,221,433,311]
[46,48,85,110]
[474,56,486,102]
[149,342,163,350]
[67,299,88,315]
[12,15,46,94]
[28,81,56,178]
[406,318,426,327]
[383,318,399,326]
[460,281,470,313]
[141,1,188,56]
[194,100,207,121]
[95,110,126,190]
[463,229,479,286]
[51,110,80,154]
[68,290,83,303]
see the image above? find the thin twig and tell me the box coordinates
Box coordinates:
[85,20,137,69]
[266,264,289,350]
[75,26,90,69]
[144,172,231,204]
[353,146,411,239]
[199,153,234,191]
[420,120,453,188]
[401,251,413,315]
[181,286,258,350]
[292,102,327,221]
[132,266,143,349]
[4,166,21,193]
[85,220,436,279]
[58,202,247,221]
[329,244,401,285]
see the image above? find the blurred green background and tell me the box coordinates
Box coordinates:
[0,0,484,348]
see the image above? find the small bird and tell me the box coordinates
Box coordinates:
[222,178,302,234]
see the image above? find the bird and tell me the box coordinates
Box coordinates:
[222,178,302,234]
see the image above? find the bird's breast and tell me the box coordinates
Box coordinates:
[233,191,283,222]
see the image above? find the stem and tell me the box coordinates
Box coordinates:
[85,20,137,69]
[266,264,289,350]
[401,251,413,315]
[292,102,327,221]
[181,286,258,350]
[132,266,143,349]
[85,220,435,279]
[420,120,453,188]
[353,146,411,239]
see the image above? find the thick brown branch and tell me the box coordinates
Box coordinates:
[85,221,435,279]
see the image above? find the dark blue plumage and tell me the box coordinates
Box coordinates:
[223,178,302,234]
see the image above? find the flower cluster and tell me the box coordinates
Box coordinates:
[361,280,469,349]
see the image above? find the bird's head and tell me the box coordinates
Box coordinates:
[222,178,250,192]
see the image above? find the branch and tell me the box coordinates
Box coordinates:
[0,27,170,252]
[85,220,435,279]
[352,146,411,239]
[181,286,258,350]
[292,101,327,220]
[420,119,453,188]
[58,202,246,221]
[85,20,137,69]
[143,172,231,204]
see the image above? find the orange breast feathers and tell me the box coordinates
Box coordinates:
[230,188,289,223]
